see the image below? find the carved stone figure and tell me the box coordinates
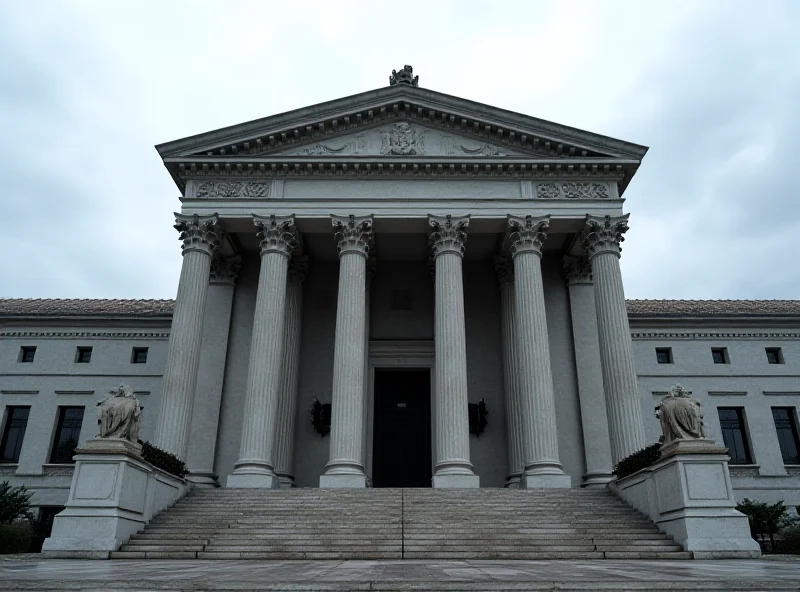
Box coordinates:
[657,384,705,444]
[382,122,421,155]
[97,385,141,443]
[389,65,419,87]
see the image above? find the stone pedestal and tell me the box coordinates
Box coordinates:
[507,215,570,489]
[42,440,188,557]
[154,214,221,461]
[228,215,296,489]
[429,214,479,489]
[612,439,761,558]
[321,215,372,488]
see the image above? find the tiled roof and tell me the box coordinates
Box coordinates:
[0,299,174,317]
[0,298,799,318]
[626,300,800,317]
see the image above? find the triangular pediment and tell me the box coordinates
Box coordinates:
[274,122,529,158]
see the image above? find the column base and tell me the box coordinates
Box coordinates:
[433,474,480,488]
[505,473,522,489]
[277,474,294,489]
[226,470,280,489]
[319,473,367,488]
[582,471,614,488]
[186,471,219,488]
[521,473,572,489]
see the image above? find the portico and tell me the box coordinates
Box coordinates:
[152,67,648,489]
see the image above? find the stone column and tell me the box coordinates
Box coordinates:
[507,215,571,488]
[563,256,615,487]
[495,256,524,488]
[154,213,221,460]
[582,215,646,463]
[186,255,241,486]
[362,255,376,485]
[429,214,479,488]
[320,215,373,488]
[274,255,308,488]
[227,215,297,489]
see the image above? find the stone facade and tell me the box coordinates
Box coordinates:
[2,70,799,517]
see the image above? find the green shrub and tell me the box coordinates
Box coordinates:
[613,443,662,479]
[138,440,187,478]
[0,481,33,525]
[0,523,33,554]
[736,498,798,552]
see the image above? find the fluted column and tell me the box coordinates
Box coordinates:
[320,215,373,488]
[154,213,221,460]
[274,255,308,488]
[362,255,376,485]
[582,215,646,462]
[564,256,615,487]
[227,215,297,489]
[186,255,240,486]
[507,215,571,489]
[429,214,479,488]
[495,256,524,488]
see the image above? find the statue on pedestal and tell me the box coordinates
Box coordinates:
[82,384,142,454]
[657,384,705,445]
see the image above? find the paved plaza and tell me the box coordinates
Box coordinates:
[2,558,800,590]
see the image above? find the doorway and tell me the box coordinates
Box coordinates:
[372,368,432,488]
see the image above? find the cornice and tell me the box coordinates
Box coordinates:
[0,331,170,339]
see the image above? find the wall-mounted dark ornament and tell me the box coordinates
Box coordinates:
[469,399,489,437]
[310,397,332,437]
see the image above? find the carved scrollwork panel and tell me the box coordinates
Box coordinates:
[535,182,610,199]
[196,181,271,198]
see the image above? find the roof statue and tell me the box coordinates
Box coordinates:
[389,65,419,87]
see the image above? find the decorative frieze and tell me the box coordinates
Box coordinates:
[0,331,169,339]
[429,215,470,258]
[196,181,270,198]
[631,332,800,340]
[536,182,610,199]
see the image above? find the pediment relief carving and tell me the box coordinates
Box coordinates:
[275,122,529,158]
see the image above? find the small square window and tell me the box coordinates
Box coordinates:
[19,346,36,363]
[655,348,673,364]
[131,347,148,364]
[75,347,92,364]
[712,348,729,364]
[766,348,784,365]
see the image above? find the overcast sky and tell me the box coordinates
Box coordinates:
[1,0,798,301]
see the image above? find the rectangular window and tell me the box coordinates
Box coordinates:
[766,347,784,365]
[772,408,800,464]
[656,348,673,364]
[712,347,729,364]
[131,347,148,364]
[718,407,753,464]
[75,347,92,364]
[0,407,30,463]
[18,346,36,363]
[49,407,84,464]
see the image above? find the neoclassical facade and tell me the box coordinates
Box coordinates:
[3,68,799,507]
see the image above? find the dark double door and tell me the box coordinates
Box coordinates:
[372,369,432,488]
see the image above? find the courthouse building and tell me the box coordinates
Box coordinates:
[2,67,799,522]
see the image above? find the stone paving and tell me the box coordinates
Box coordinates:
[1,558,800,590]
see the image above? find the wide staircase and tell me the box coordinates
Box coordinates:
[111,488,690,560]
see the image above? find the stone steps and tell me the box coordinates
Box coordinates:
[114,487,690,560]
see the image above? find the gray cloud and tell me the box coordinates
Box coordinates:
[0,0,797,300]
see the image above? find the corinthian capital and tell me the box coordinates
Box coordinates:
[174,213,222,256]
[429,214,469,258]
[581,214,629,259]
[494,255,514,285]
[210,255,241,285]
[253,214,298,258]
[563,256,592,285]
[332,214,373,258]
[507,215,549,258]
